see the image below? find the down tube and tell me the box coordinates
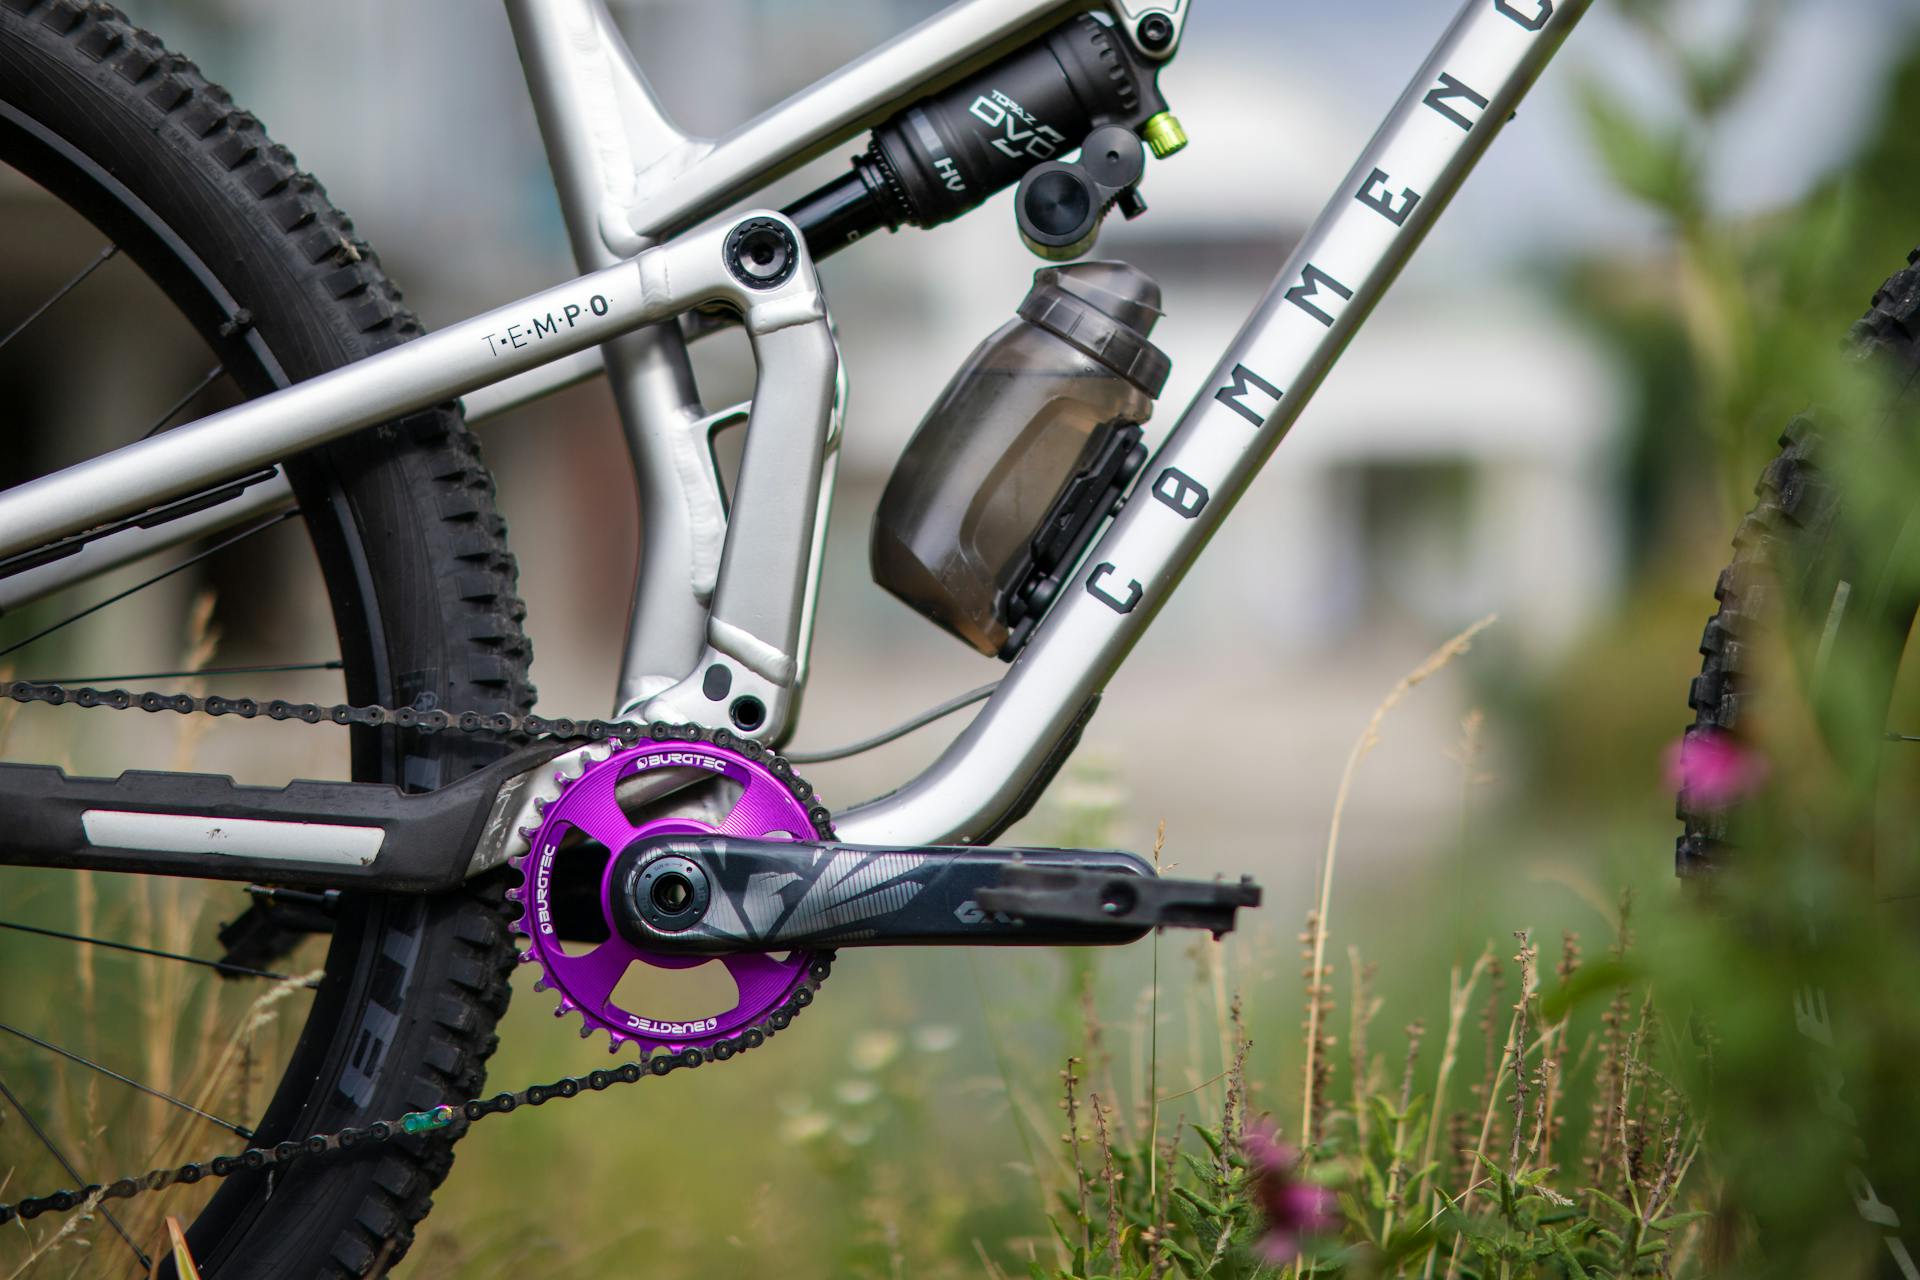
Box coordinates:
[835,0,1591,847]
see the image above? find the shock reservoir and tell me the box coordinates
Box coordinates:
[784,13,1184,258]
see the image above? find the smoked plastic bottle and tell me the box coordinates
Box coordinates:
[871,261,1170,656]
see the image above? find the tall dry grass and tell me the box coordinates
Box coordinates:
[0,593,324,1278]
[1035,618,1709,1279]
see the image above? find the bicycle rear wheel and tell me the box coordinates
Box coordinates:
[1673,243,1920,1279]
[1,4,532,1275]
[1678,251,1920,881]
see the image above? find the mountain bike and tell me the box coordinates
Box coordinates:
[5,0,1912,1274]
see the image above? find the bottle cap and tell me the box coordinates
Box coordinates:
[1018,261,1172,397]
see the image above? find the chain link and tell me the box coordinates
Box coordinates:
[0,678,837,1228]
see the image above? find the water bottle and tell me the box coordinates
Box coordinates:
[871,261,1170,657]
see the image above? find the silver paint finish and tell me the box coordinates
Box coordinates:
[0,471,292,614]
[591,0,1090,250]
[1106,0,1187,60]
[461,347,606,421]
[0,252,654,559]
[0,219,824,565]
[505,0,719,707]
[0,351,606,618]
[628,360,844,737]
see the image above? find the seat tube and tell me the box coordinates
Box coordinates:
[603,327,716,709]
[505,0,717,708]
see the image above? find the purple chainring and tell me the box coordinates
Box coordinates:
[510,737,819,1056]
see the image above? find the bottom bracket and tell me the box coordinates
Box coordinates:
[618,852,713,938]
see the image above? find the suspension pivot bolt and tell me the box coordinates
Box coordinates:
[1136,11,1176,51]
[724,217,800,290]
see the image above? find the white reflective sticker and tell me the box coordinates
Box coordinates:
[81,810,383,866]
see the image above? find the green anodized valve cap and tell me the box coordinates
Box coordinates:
[1142,112,1188,160]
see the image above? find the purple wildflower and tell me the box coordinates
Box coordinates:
[1664,730,1766,808]
[1242,1122,1336,1263]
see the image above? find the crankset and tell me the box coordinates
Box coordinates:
[0,682,1258,1229]
[509,733,1255,1055]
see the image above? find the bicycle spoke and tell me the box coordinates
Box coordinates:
[24,660,343,685]
[0,245,119,357]
[0,919,314,985]
[0,1072,152,1271]
[0,509,297,662]
[0,1021,253,1139]
[141,363,227,439]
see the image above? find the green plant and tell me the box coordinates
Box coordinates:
[1032,617,1719,1280]
[1036,913,1709,1279]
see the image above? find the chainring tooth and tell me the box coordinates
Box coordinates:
[509,726,826,1056]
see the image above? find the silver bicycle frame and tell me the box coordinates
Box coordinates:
[0,0,1590,849]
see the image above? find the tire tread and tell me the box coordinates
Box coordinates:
[0,4,534,1274]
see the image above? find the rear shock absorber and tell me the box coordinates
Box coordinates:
[784,13,1186,260]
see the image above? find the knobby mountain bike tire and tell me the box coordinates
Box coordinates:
[1679,250,1920,877]
[1674,247,1920,1279]
[1,4,534,1275]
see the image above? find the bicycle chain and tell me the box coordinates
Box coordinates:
[0,678,837,1229]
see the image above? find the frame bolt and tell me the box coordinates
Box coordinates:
[724,217,800,290]
[1136,11,1176,52]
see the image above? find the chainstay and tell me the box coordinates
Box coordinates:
[0,688,839,1228]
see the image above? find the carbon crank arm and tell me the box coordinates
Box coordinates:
[593,836,1263,953]
[975,864,1261,939]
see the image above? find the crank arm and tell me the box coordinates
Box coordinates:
[0,744,570,893]
[604,836,1262,954]
[974,864,1260,938]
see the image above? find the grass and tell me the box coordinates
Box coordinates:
[0,593,324,1280]
[1029,623,1714,1280]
